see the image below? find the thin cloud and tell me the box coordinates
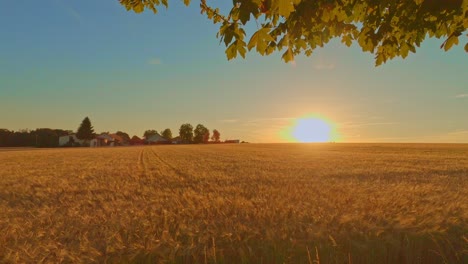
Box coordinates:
[447,129,468,135]
[148,58,163,65]
[455,94,468,98]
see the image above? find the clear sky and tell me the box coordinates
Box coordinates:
[0,0,467,143]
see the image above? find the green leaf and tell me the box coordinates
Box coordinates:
[278,0,294,18]
[247,31,259,51]
[341,34,352,47]
[281,48,294,63]
[295,39,307,50]
[400,43,410,58]
[230,8,240,21]
[234,27,246,41]
[237,40,247,58]
[444,35,459,51]
[237,0,260,25]
[375,53,385,66]
[266,43,276,55]
[226,42,237,60]
[322,9,330,22]
[248,28,274,55]
[133,2,145,13]
[223,25,235,46]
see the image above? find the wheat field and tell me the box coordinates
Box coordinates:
[0,144,467,263]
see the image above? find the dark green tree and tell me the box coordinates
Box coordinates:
[120,0,467,66]
[76,117,95,142]
[0,129,11,147]
[143,130,159,138]
[179,123,194,143]
[116,131,131,142]
[194,124,209,144]
[161,128,173,140]
[203,130,210,143]
[212,129,221,143]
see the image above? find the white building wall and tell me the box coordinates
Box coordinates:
[58,135,85,146]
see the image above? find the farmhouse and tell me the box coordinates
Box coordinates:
[145,134,170,144]
[58,134,84,147]
[130,135,144,145]
[171,136,182,144]
[109,134,128,146]
[90,134,115,147]
[59,133,120,147]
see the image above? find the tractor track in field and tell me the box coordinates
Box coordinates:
[148,148,193,182]
[136,147,203,190]
[137,148,145,172]
[135,147,186,180]
[137,148,150,178]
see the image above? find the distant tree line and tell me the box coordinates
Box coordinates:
[0,128,71,148]
[0,118,227,148]
[144,123,221,144]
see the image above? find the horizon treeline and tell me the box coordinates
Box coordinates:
[0,128,71,148]
[0,117,225,147]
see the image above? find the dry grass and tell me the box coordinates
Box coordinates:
[0,144,467,263]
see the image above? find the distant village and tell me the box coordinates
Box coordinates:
[0,117,243,148]
[59,132,241,148]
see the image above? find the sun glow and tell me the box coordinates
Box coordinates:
[293,118,331,142]
[281,115,339,143]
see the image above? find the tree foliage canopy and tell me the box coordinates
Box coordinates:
[120,0,467,65]
[194,124,210,143]
[0,128,70,148]
[179,123,194,142]
[212,129,221,142]
[116,131,131,142]
[76,117,95,141]
[143,129,159,138]
[161,128,173,139]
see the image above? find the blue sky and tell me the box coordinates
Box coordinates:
[0,0,467,142]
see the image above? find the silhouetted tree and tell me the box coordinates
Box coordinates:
[203,131,210,143]
[0,128,70,147]
[161,128,172,140]
[76,117,95,143]
[130,135,144,145]
[33,128,58,147]
[179,124,193,143]
[143,130,158,139]
[116,131,131,142]
[0,129,11,147]
[194,124,209,144]
[212,129,220,143]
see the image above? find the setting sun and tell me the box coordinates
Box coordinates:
[281,115,339,143]
[293,118,332,143]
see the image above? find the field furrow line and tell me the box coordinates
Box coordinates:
[137,148,144,171]
[148,148,193,181]
[137,148,156,186]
